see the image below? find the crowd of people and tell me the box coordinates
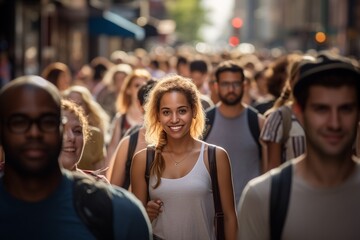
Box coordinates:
[1,46,360,239]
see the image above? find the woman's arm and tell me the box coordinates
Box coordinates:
[215,146,238,240]
[130,149,148,205]
[264,141,282,172]
[107,136,130,186]
[131,149,162,222]
[106,115,122,162]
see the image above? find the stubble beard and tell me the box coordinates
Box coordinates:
[219,92,243,106]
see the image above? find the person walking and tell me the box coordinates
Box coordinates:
[238,52,360,239]
[107,79,157,189]
[203,60,265,203]
[59,99,108,183]
[131,75,237,240]
[0,75,151,239]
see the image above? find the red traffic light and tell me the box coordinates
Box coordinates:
[229,36,240,46]
[232,17,243,29]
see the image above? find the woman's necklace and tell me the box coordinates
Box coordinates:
[170,150,192,166]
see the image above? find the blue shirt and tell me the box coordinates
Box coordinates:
[0,170,152,239]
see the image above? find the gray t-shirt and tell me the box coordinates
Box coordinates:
[237,160,360,240]
[206,107,261,202]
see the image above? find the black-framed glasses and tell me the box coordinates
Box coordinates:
[5,114,62,134]
[218,81,242,89]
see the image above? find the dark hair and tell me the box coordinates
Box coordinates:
[90,57,112,82]
[295,70,360,109]
[214,60,245,82]
[41,62,71,88]
[190,59,208,74]
[137,79,157,106]
[176,55,189,68]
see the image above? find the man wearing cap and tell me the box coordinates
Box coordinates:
[237,52,360,239]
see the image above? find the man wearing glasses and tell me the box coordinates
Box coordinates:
[0,75,151,239]
[203,60,265,204]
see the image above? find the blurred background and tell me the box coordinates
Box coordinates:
[0,0,359,81]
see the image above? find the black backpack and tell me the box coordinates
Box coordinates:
[122,128,140,189]
[270,162,293,240]
[72,172,114,240]
[203,106,262,158]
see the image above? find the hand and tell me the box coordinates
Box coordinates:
[146,199,163,222]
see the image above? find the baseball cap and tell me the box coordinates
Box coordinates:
[293,52,360,97]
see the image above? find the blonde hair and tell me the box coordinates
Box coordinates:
[61,99,90,143]
[101,64,133,89]
[144,75,205,188]
[62,85,110,133]
[116,68,151,114]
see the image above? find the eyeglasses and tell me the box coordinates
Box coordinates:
[5,114,63,134]
[218,81,242,89]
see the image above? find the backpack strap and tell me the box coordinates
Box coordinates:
[145,146,155,201]
[122,130,140,189]
[119,113,128,139]
[208,144,222,213]
[73,173,114,240]
[247,106,262,158]
[270,162,293,240]
[208,144,225,239]
[203,106,216,141]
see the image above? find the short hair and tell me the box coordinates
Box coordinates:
[176,55,189,68]
[0,75,61,119]
[293,53,360,109]
[189,59,208,74]
[214,60,245,82]
[137,79,158,107]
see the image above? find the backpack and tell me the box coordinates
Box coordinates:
[118,113,129,140]
[203,106,262,158]
[72,172,114,240]
[270,162,293,240]
[144,145,225,240]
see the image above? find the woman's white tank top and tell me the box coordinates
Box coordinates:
[149,142,215,240]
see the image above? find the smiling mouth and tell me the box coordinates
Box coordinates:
[62,147,76,153]
[169,126,182,131]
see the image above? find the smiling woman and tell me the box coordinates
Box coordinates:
[130,75,238,240]
[59,99,109,183]
[59,99,90,171]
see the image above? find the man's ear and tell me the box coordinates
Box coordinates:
[292,102,304,126]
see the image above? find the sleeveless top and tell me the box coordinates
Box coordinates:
[149,143,215,240]
[206,107,261,203]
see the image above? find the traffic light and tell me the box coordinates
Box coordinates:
[229,36,240,46]
[232,17,243,29]
[315,31,326,44]
[229,17,243,47]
